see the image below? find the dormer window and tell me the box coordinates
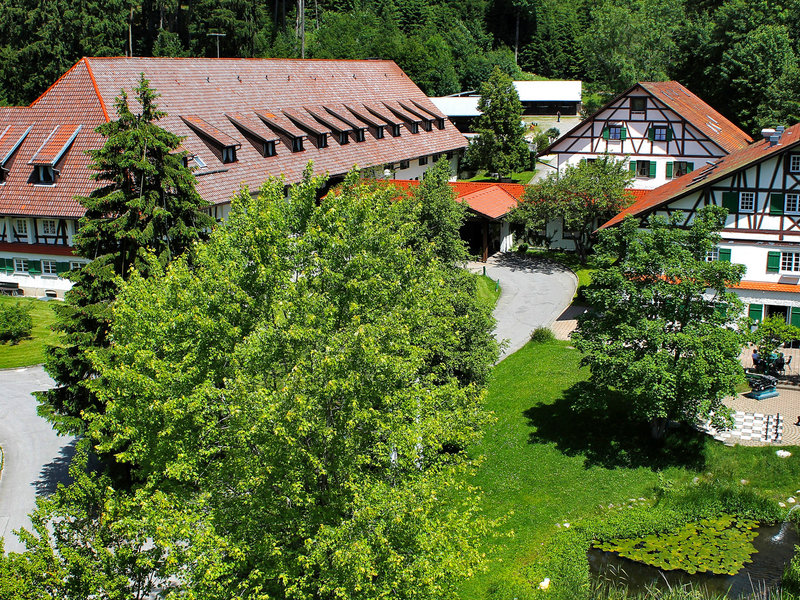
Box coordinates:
[391,125,401,137]
[292,138,304,152]
[436,118,445,130]
[221,146,237,163]
[41,219,57,235]
[338,132,349,145]
[34,165,55,184]
[355,129,365,142]
[375,126,385,139]
[0,167,7,184]
[318,134,328,149]
[409,122,419,134]
[15,219,27,237]
[264,140,277,156]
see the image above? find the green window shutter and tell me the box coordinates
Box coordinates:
[767,251,781,273]
[56,261,71,274]
[602,127,609,140]
[620,127,627,140]
[629,160,637,174]
[792,307,800,328]
[580,158,586,166]
[666,162,674,178]
[715,303,728,318]
[28,261,41,275]
[770,193,785,215]
[649,161,656,178]
[687,162,694,172]
[749,304,764,322]
[667,128,674,141]
[2,259,10,273]
[718,248,732,262]
[721,191,739,213]
[648,127,655,142]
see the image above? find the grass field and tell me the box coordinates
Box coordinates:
[466,170,536,185]
[476,274,501,307]
[0,296,58,369]
[461,339,800,599]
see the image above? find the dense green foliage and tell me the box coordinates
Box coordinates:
[755,315,800,355]
[0,301,32,343]
[0,169,498,598]
[465,68,530,177]
[36,77,213,435]
[2,0,800,133]
[573,207,748,438]
[511,155,634,262]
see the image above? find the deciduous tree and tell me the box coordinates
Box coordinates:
[76,168,497,597]
[510,155,633,262]
[572,206,748,438]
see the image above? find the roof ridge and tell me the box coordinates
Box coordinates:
[83,58,110,122]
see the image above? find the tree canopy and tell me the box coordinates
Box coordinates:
[1,168,499,598]
[572,206,748,438]
[510,155,633,262]
[465,68,530,177]
[36,76,214,436]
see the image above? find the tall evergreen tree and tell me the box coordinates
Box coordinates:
[37,75,214,435]
[465,67,530,177]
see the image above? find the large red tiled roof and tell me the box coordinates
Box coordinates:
[733,280,800,294]
[391,180,525,219]
[600,123,800,229]
[640,82,752,153]
[0,57,468,218]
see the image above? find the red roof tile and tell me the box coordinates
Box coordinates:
[733,280,800,294]
[600,124,800,229]
[28,124,83,165]
[640,82,752,154]
[392,180,525,220]
[0,123,33,164]
[0,57,468,219]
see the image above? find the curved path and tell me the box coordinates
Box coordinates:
[469,253,577,360]
[0,366,75,553]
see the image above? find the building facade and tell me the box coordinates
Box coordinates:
[601,124,800,323]
[545,82,752,190]
[0,57,468,296]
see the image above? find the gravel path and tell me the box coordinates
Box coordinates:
[469,253,577,360]
[0,365,75,553]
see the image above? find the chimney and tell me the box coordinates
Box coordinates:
[761,128,777,139]
[770,134,781,146]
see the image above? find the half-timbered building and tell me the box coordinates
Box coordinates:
[0,57,468,297]
[544,81,752,190]
[601,124,800,323]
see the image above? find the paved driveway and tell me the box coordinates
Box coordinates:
[469,253,577,360]
[0,366,75,553]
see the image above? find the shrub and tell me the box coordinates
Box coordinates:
[530,327,555,343]
[784,548,800,595]
[0,302,33,343]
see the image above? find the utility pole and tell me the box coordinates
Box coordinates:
[208,32,226,58]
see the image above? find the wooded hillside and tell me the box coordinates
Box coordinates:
[1,0,799,135]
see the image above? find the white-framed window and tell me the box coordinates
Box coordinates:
[674,161,691,177]
[790,154,800,173]
[608,126,622,140]
[15,219,27,236]
[221,146,236,163]
[706,248,719,262]
[40,219,57,235]
[653,127,668,141]
[34,165,55,184]
[13,258,29,274]
[69,261,85,271]
[787,193,800,214]
[41,260,57,275]
[637,161,651,177]
[739,191,756,212]
[782,252,800,272]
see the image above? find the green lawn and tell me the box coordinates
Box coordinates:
[465,170,535,185]
[0,296,58,369]
[462,340,800,599]
[476,274,501,307]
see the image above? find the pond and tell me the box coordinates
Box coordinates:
[588,523,798,598]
